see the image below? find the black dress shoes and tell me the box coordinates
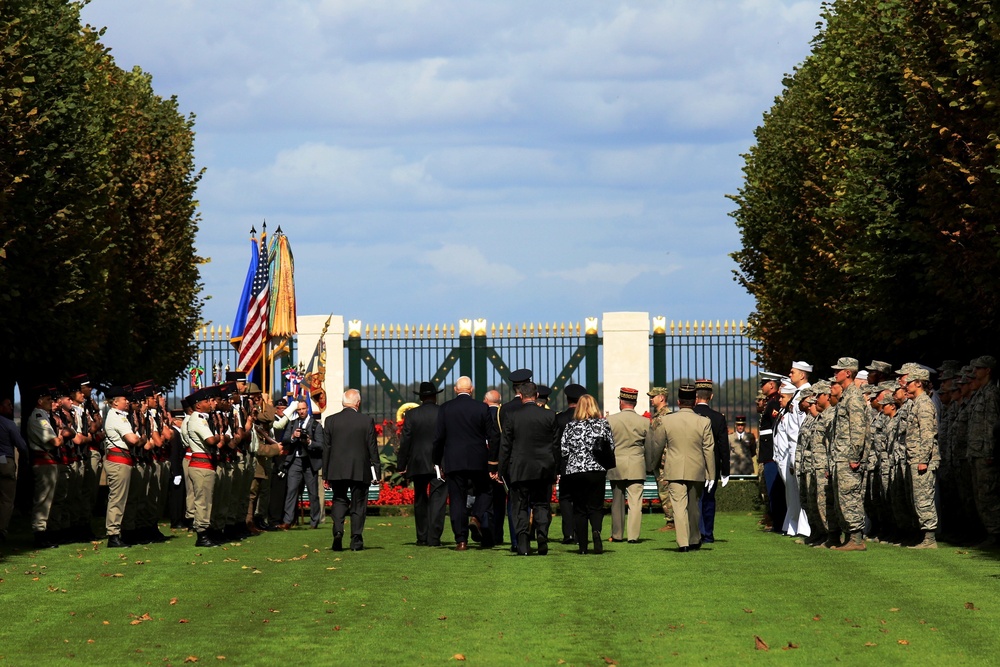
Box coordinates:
[332,532,343,551]
[350,536,364,551]
[106,534,130,549]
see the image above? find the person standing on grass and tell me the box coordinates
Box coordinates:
[560,394,613,554]
[398,382,447,547]
[0,395,29,545]
[434,376,498,552]
[606,387,647,544]
[829,357,868,552]
[555,383,586,546]
[693,378,729,544]
[497,382,560,556]
[322,389,380,552]
[646,384,715,553]
[905,368,940,549]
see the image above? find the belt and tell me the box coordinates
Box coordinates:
[106,451,133,466]
[31,450,59,466]
[189,452,215,470]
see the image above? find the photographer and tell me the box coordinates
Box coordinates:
[276,400,324,529]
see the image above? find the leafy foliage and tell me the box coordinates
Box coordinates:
[0,0,203,393]
[731,0,1000,369]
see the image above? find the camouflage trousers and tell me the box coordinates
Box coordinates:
[656,476,675,522]
[909,464,937,531]
[833,463,865,534]
[972,458,1000,536]
[889,462,916,532]
[805,469,834,536]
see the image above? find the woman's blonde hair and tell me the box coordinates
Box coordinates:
[573,394,602,421]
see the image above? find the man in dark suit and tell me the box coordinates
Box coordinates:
[433,376,499,551]
[496,368,532,551]
[497,382,560,555]
[694,379,730,543]
[484,390,507,545]
[322,389,380,551]
[555,383,586,544]
[278,400,325,529]
[398,382,446,547]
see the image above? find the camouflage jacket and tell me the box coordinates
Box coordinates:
[794,414,816,473]
[967,383,999,459]
[868,411,889,472]
[905,393,939,467]
[831,384,867,463]
[812,407,834,471]
[951,400,970,460]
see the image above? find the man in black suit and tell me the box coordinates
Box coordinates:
[278,400,325,529]
[693,379,730,543]
[322,389,380,551]
[496,368,532,551]
[484,390,507,545]
[497,382,560,555]
[555,383,586,544]
[433,376,499,551]
[398,382,446,546]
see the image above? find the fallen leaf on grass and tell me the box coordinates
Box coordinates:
[812,615,821,621]
[889,608,900,612]
[453,655,466,662]
[742,608,754,613]
[87,639,94,644]
[864,642,877,647]
[170,598,178,605]
[782,642,799,650]
[333,626,341,631]
[100,573,125,578]
[898,640,909,645]
[216,657,226,661]
[102,621,109,625]
[179,619,190,624]
[438,616,448,621]
[955,550,968,555]
[754,636,769,651]
[184,657,198,663]
[602,658,618,665]
[965,602,979,610]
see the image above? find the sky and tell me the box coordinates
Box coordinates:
[80,0,825,334]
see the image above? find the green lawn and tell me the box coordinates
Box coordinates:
[2,512,999,665]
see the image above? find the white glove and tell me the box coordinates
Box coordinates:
[173,475,182,486]
[705,479,715,493]
[721,475,730,488]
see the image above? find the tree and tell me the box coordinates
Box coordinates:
[0,0,203,396]
[730,0,1000,370]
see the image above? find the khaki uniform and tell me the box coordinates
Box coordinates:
[607,408,648,541]
[182,412,217,532]
[27,408,60,532]
[103,408,135,538]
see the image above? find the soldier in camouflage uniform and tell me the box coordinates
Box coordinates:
[792,388,817,545]
[904,368,939,548]
[829,358,868,551]
[967,355,1000,548]
[952,366,981,543]
[807,381,836,547]
[935,365,960,541]
[868,382,898,542]
[644,387,674,527]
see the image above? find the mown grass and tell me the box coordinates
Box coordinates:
[2,512,999,665]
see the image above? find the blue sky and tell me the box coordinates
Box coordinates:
[81,0,824,333]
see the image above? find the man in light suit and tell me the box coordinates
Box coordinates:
[433,376,499,551]
[646,384,715,552]
[322,390,380,552]
[397,381,446,547]
[497,382,560,555]
[607,387,648,543]
[728,415,757,476]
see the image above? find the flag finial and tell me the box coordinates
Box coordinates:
[275,225,283,235]
[250,226,256,237]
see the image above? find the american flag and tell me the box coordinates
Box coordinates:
[237,232,269,372]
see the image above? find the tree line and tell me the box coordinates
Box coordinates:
[731,0,1000,370]
[1,0,203,397]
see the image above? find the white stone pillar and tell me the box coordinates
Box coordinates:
[296,314,345,419]
[601,312,651,416]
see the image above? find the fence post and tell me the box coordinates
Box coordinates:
[459,319,473,384]
[346,320,361,406]
[652,316,667,389]
[601,312,651,416]
[584,316,600,400]
[473,319,487,400]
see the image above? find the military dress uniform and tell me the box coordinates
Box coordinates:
[28,398,62,547]
[182,398,221,547]
[103,390,137,548]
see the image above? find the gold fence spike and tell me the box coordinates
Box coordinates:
[716,319,721,334]
[490,323,496,335]
[404,324,409,337]
[225,325,231,339]
[739,320,746,335]
[449,324,455,336]
[380,324,386,338]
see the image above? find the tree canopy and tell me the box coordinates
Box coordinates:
[0,0,203,396]
[731,0,1000,371]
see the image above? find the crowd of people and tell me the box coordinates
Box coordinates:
[755,356,999,550]
[1,365,752,555]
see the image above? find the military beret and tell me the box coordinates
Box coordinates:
[537,385,552,399]
[865,360,892,374]
[832,357,859,371]
[972,355,997,369]
[677,384,696,400]
[226,370,247,382]
[564,384,586,402]
[618,387,639,402]
[647,387,669,398]
[509,369,532,384]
